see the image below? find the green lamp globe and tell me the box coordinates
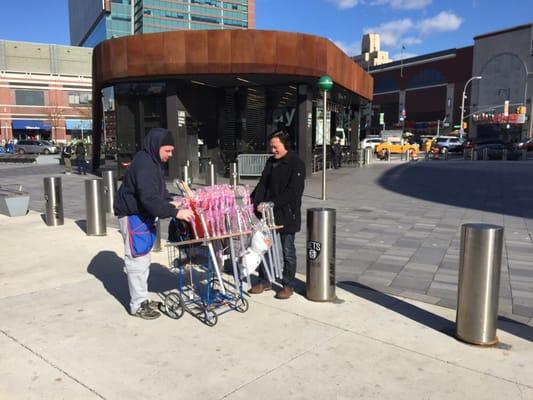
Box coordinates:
[318,75,333,92]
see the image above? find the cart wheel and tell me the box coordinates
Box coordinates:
[204,309,218,327]
[235,298,249,313]
[164,293,185,319]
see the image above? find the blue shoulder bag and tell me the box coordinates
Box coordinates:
[127,215,157,257]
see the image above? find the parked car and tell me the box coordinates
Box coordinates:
[375,140,419,156]
[431,136,464,153]
[518,138,533,151]
[361,137,384,150]
[14,140,58,155]
[474,143,520,160]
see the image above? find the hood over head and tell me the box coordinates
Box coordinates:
[143,128,173,163]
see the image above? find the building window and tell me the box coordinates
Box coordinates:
[69,92,93,105]
[15,90,45,106]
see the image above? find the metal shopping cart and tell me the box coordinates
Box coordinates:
[163,218,250,326]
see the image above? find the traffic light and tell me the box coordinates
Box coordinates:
[503,100,509,117]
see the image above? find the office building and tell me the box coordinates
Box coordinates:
[0,40,93,144]
[69,0,256,47]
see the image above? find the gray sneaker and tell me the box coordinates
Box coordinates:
[134,300,161,320]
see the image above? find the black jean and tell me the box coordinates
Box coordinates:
[259,232,297,288]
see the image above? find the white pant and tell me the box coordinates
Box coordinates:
[119,217,152,314]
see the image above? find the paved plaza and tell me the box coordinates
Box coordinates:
[1,156,533,399]
[2,155,533,323]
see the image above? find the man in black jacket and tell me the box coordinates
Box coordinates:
[114,128,194,319]
[250,131,306,299]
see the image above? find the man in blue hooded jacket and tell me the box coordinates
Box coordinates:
[114,128,194,319]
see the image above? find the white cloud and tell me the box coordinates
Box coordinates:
[326,0,359,9]
[333,40,361,56]
[364,18,414,47]
[370,0,432,9]
[361,11,462,51]
[419,11,463,34]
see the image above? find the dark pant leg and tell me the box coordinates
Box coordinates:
[281,232,297,288]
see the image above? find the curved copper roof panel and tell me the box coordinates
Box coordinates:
[92,29,373,100]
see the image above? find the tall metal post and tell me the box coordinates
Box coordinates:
[318,76,333,201]
[460,76,482,139]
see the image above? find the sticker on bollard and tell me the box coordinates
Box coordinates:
[307,241,321,260]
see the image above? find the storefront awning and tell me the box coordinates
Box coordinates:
[12,119,51,130]
[66,119,93,130]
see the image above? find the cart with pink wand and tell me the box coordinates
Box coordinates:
[162,181,279,326]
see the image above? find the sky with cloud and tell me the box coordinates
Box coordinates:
[0,0,530,64]
[256,0,532,61]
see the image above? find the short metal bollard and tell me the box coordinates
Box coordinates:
[482,148,488,161]
[365,148,373,165]
[152,219,162,252]
[182,164,191,186]
[456,223,503,346]
[306,208,336,302]
[442,149,448,161]
[502,149,507,161]
[206,161,216,186]
[522,149,527,161]
[229,162,239,187]
[356,148,364,167]
[85,179,106,236]
[386,149,391,162]
[473,150,477,161]
[43,177,64,226]
[102,170,117,214]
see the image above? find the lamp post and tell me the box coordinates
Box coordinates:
[318,76,333,201]
[460,76,482,139]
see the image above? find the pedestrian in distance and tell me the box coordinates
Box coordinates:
[249,130,306,300]
[75,141,87,175]
[62,143,73,174]
[114,128,194,319]
[331,136,342,169]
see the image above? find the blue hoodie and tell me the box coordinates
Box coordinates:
[113,128,176,219]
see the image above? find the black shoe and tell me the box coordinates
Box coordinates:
[134,300,161,319]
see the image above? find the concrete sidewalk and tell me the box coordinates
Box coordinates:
[1,211,532,399]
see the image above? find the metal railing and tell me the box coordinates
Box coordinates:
[236,154,271,178]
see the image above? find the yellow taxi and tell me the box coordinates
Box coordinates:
[375,139,419,157]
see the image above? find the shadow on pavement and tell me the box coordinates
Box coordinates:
[377,162,533,219]
[87,250,180,313]
[338,281,533,342]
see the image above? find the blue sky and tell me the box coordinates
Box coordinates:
[0,0,531,61]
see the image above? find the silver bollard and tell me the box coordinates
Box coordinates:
[482,148,488,161]
[85,178,107,236]
[182,165,191,186]
[456,223,503,346]
[306,208,336,302]
[313,155,318,172]
[152,219,162,252]
[206,161,216,186]
[442,148,448,161]
[365,148,373,165]
[405,150,410,161]
[356,149,364,167]
[230,162,238,187]
[102,170,117,214]
[43,177,64,226]
[522,149,527,161]
[502,149,507,161]
[473,149,477,161]
[386,149,391,162]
